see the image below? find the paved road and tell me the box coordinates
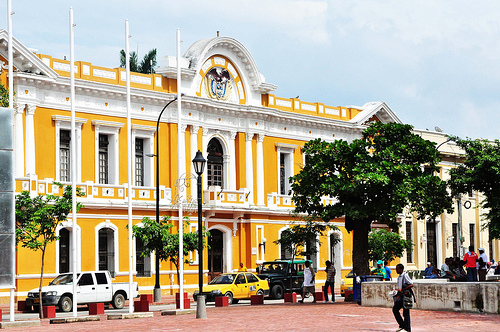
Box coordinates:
[2,296,499,331]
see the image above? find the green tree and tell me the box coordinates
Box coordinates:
[291,122,453,275]
[1,80,9,107]
[274,217,337,294]
[448,137,500,239]
[368,229,413,264]
[15,184,84,318]
[131,216,209,290]
[120,48,157,74]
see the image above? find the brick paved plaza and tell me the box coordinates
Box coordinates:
[2,298,500,331]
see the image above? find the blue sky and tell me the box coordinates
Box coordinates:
[2,0,500,140]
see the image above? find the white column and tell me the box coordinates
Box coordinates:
[436,218,443,267]
[190,125,199,166]
[229,131,237,191]
[25,104,36,176]
[13,103,24,177]
[245,132,254,205]
[256,134,265,206]
[202,127,209,190]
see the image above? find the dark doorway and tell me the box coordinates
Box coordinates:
[208,229,224,280]
[59,228,70,273]
[99,228,115,277]
[426,221,437,268]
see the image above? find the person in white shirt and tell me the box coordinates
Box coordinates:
[299,260,316,303]
[393,263,413,332]
[477,248,488,281]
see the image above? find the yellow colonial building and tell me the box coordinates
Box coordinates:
[0,29,497,303]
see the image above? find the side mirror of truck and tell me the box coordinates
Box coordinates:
[256,267,260,274]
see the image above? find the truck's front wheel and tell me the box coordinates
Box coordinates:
[112,293,125,309]
[59,295,73,312]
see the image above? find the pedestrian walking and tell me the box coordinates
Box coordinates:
[299,260,316,303]
[392,263,414,332]
[463,245,478,281]
[323,260,336,303]
[477,248,488,281]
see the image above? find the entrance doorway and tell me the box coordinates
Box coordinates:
[208,229,224,280]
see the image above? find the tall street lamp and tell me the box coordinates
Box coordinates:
[192,150,206,318]
[148,95,179,303]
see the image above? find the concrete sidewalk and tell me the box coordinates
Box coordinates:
[1,299,499,331]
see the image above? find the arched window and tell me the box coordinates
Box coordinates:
[207,138,224,187]
[59,228,70,273]
[98,228,115,277]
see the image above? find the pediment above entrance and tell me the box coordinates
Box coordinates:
[157,36,277,107]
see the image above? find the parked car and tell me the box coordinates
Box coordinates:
[193,272,269,304]
[340,269,354,297]
[25,271,139,312]
[256,259,312,299]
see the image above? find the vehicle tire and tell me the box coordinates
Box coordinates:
[271,285,284,299]
[112,293,125,309]
[256,289,264,296]
[59,295,73,312]
[224,291,233,305]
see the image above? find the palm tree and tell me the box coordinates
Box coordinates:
[120,48,156,74]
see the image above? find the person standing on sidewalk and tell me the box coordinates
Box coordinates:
[384,261,392,281]
[299,261,316,303]
[477,248,488,281]
[463,246,478,281]
[323,260,336,303]
[393,263,413,332]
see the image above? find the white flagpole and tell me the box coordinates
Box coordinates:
[69,7,78,318]
[8,0,15,321]
[177,28,184,309]
[125,19,134,314]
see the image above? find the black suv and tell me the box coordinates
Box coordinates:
[256,260,312,299]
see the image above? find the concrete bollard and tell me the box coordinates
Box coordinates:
[196,295,207,319]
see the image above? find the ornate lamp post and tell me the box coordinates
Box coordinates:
[192,150,206,318]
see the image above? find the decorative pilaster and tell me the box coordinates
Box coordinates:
[13,103,25,177]
[25,104,36,176]
[202,127,209,190]
[245,132,254,205]
[190,125,200,164]
[256,134,265,206]
[229,131,237,191]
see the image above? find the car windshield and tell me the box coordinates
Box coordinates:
[49,274,77,285]
[208,274,237,285]
[346,270,354,278]
[261,262,287,273]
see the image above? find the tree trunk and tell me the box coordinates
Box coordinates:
[351,219,371,276]
[39,247,46,319]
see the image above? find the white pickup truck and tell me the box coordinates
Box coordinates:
[25,271,139,312]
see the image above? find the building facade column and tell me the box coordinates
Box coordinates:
[256,134,265,206]
[13,103,25,177]
[25,104,36,176]
[190,125,200,165]
[179,124,187,180]
[229,131,237,191]
[202,127,209,190]
[245,132,254,205]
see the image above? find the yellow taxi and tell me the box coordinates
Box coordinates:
[340,269,354,297]
[193,272,270,304]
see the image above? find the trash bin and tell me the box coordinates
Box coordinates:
[353,275,384,305]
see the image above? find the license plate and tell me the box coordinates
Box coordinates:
[34,298,40,304]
